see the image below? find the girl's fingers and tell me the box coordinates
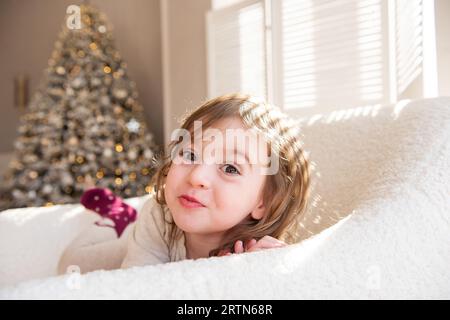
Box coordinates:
[224,237,286,255]
[247,237,287,252]
[243,239,250,251]
[218,248,232,256]
[251,236,286,247]
[245,239,257,251]
[261,235,287,246]
[234,240,244,253]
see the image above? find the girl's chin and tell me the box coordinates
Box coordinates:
[174,222,204,234]
[171,211,201,231]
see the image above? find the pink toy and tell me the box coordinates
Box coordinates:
[80,188,137,237]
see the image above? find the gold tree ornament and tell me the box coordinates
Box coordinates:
[76,156,85,164]
[56,66,66,75]
[28,171,38,179]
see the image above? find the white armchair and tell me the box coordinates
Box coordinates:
[1,97,449,299]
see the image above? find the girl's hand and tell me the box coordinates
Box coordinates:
[217,236,287,256]
[235,236,287,253]
[217,236,287,257]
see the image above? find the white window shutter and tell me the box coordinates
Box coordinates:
[394,0,424,96]
[206,0,267,99]
[279,0,390,112]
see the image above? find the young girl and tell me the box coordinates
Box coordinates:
[58,93,310,274]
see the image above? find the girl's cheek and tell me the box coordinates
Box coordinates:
[165,166,178,190]
[167,164,187,187]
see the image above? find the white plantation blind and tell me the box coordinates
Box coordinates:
[206,0,267,99]
[206,0,432,113]
[395,0,424,95]
[280,0,390,111]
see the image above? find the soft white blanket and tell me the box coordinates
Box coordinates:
[1,97,449,299]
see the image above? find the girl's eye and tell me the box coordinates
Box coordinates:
[178,150,240,175]
[221,164,241,175]
[180,150,196,163]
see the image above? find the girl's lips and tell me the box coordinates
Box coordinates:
[178,195,205,208]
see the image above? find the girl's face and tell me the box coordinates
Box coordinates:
[165,117,268,238]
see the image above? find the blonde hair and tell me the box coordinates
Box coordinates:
[151,93,310,256]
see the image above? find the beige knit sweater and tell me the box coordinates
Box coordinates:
[57,195,186,275]
[121,195,187,268]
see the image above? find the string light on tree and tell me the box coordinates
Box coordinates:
[126,118,140,133]
[115,144,123,153]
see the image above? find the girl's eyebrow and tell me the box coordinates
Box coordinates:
[225,149,252,167]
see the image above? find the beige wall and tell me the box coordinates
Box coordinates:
[0,0,164,154]
[161,0,211,146]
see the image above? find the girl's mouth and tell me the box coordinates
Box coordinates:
[178,195,206,208]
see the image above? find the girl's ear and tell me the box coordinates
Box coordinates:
[250,200,266,220]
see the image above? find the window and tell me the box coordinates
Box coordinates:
[394,0,424,96]
[207,0,437,115]
[206,0,267,99]
[277,0,390,113]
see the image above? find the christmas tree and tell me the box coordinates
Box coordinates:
[0,4,158,211]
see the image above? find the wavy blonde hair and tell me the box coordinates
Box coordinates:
[150,93,310,257]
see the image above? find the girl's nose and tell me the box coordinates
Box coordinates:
[188,164,211,189]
